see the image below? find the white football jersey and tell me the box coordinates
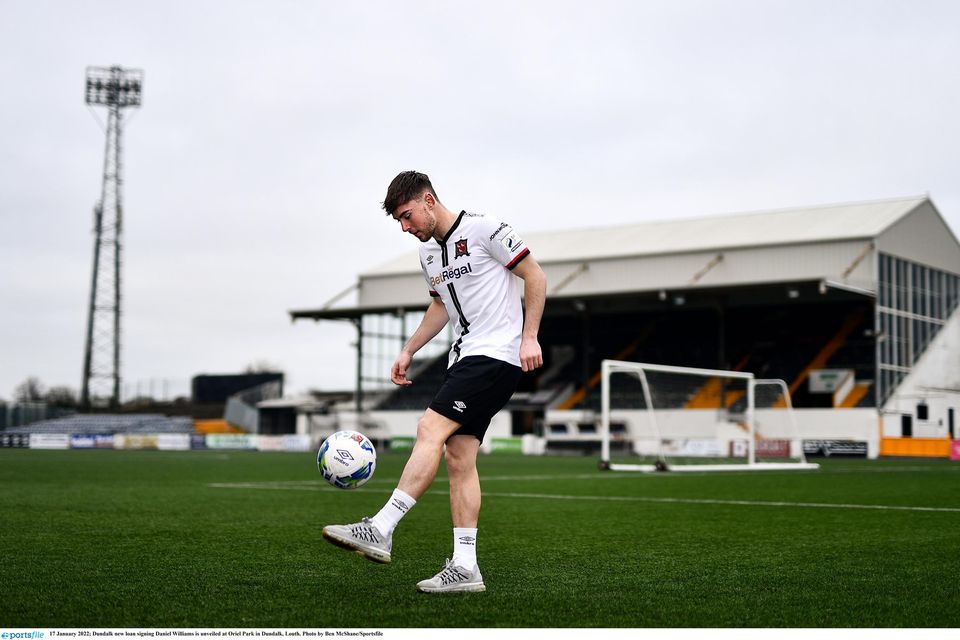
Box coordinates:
[419,211,531,368]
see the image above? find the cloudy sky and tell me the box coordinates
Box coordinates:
[2,0,959,401]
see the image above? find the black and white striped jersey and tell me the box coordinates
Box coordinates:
[419,211,531,368]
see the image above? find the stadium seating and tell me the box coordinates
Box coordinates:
[557,300,877,411]
[375,355,449,410]
[3,414,194,435]
[367,299,880,415]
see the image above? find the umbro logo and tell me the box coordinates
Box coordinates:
[336,449,355,461]
[391,498,409,513]
[458,536,476,545]
[452,401,466,413]
[426,255,434,264]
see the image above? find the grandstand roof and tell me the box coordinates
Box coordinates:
[362,195,931,277]
[290,195,959,320]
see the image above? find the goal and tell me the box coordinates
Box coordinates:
[599,359,819,472]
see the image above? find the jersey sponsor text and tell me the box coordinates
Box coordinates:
[430,262,473,287]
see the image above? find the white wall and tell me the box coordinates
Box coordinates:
[365,409,512,441]
[545,407,880,457]
[882,308,960,438]
[351,405,880,456]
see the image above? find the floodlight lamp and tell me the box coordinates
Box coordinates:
[85,66,143,107]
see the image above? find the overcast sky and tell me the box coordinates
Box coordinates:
[2,0,959,402]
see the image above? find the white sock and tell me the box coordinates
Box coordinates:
[370,488,416,537]
[452,527,478,571]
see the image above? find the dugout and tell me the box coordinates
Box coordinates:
[290,196,960,458]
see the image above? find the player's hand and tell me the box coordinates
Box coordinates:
[520,337,543,372]
[391,351,414,386]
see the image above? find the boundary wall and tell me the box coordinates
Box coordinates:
[3,433,311,452]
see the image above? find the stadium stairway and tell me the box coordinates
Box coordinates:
[775,308,869,408]
[839,383,873,408]
[684,354,752,409]
[556,329,652,411]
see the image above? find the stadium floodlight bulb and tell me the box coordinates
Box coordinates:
[85,66,144,107]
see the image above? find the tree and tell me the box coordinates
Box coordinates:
[46,386,79,409]
[14,377,45,403]
[244,359,283,374]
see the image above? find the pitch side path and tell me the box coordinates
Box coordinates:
[1,449,958,628]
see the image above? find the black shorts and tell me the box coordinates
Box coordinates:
[429,355,523,442]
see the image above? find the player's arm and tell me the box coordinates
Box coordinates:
[511,255,546,372]
[391,296,449,386]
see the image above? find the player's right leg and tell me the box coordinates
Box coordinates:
[395,409,462,499]
[322,517,393,563]
[322,409,461,564]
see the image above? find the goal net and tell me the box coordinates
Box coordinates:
[599,360,818,473]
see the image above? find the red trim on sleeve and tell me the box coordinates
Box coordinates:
[429,290,440,297]
[506,248,530,271]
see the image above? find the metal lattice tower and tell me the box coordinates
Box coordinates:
[80,66,143,409]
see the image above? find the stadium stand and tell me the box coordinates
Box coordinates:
[374,355,449,411]
[291,196,960,456]
[370,297,881,416]
[552,299,877,412]
[3,414,194,435]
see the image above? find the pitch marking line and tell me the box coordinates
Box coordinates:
[207,481,960,513]
[482,492,960,513]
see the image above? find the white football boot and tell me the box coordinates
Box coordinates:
[416,559,486,593]
[322,517,392,564]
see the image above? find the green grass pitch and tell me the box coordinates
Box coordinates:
[1,448,958,628]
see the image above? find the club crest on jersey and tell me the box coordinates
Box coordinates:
[455,238,470,259]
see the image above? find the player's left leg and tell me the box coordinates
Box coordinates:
[446,435,483,573]
[446,434,481,528]
[416,435,485,592]
[417,359,521,592]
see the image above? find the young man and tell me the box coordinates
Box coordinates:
[322,171,547,593]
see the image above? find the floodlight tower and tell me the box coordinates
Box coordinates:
[80,66,142,409]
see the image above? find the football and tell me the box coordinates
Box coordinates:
[317,430,377,489]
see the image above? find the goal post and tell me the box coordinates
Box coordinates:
[599,360,818,473]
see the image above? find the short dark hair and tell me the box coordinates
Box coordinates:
[382,171,439,216]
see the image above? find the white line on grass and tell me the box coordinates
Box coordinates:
[207,481,960,513]
[480,491,960,513]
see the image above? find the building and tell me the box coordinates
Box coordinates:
[290,196,960,458]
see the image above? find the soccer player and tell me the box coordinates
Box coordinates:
[322,171,547,593]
